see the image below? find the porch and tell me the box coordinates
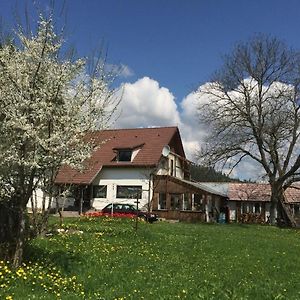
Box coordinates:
[151,175,228,222]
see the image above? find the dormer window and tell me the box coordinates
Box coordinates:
[118,150,132,162]
[113,144,144,162]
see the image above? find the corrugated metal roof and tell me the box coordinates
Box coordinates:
[182,180,228,197]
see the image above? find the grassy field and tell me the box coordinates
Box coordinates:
[1,217,300,299]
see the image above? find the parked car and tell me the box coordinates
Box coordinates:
[102,203,158,223]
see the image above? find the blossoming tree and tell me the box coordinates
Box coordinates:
[0,16,118,266]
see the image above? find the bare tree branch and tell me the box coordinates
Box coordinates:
[197,34,300,224]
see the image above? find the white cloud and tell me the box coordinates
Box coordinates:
[114,77,204,162]
[113,77,265,181]
[115,77,181,128]
[119,64,134,78]
[105,63,134,78]
[179,89,213,161]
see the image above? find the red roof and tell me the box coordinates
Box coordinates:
[227,182,300,203]
[284,184,300,203]
[55,127,185,184]
[228,183,271,202]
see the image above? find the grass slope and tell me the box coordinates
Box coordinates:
[1,217,300,299]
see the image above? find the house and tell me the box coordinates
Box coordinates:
[28,126,300,224]
[28,126,227,221]
[200,182,300,224]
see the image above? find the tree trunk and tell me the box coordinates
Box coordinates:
[269,182,282,225]
[12,208,26,268]
[0,202,27,267]
[269,200,277,225]
[0,203,15,260]
[29,189,53,237]
[269,182,293,227]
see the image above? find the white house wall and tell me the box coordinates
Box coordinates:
[174,155,184,179]
[156,154,184,179]
[91,167,153,210]
[27,188,76,211]
[27,188,48,211]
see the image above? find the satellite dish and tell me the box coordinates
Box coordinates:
[162,145,170,157]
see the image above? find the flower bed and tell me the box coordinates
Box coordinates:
[84,211,136,218]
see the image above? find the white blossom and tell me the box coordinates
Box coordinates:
[0,16,118,202]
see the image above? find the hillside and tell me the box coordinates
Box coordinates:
[190,164,240,182]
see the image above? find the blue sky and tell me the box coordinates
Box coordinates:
[2,0,300,100]
[67,0,300,100]
[1,0,300,179]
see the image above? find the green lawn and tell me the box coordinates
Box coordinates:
[1,217,300,299]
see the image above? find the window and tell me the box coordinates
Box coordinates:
[105,204,112,210]
[57,185,79,198]
[118,150,132,162]
[170,194,182,210]
[159,193,167,209]
[242,202,249,213]
[123,204,136,212]
[183,193,191,210]
[248,203,254,213]
[254,203,261,214]
[170,159,174,176]
[193,194,204,211]
[211,199,216,208]
[116,185,142,199]
[114,204,123,211]
[93,185,107,198]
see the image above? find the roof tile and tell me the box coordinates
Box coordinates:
[55,127,183,184]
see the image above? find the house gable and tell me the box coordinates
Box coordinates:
[55,126,185,185]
